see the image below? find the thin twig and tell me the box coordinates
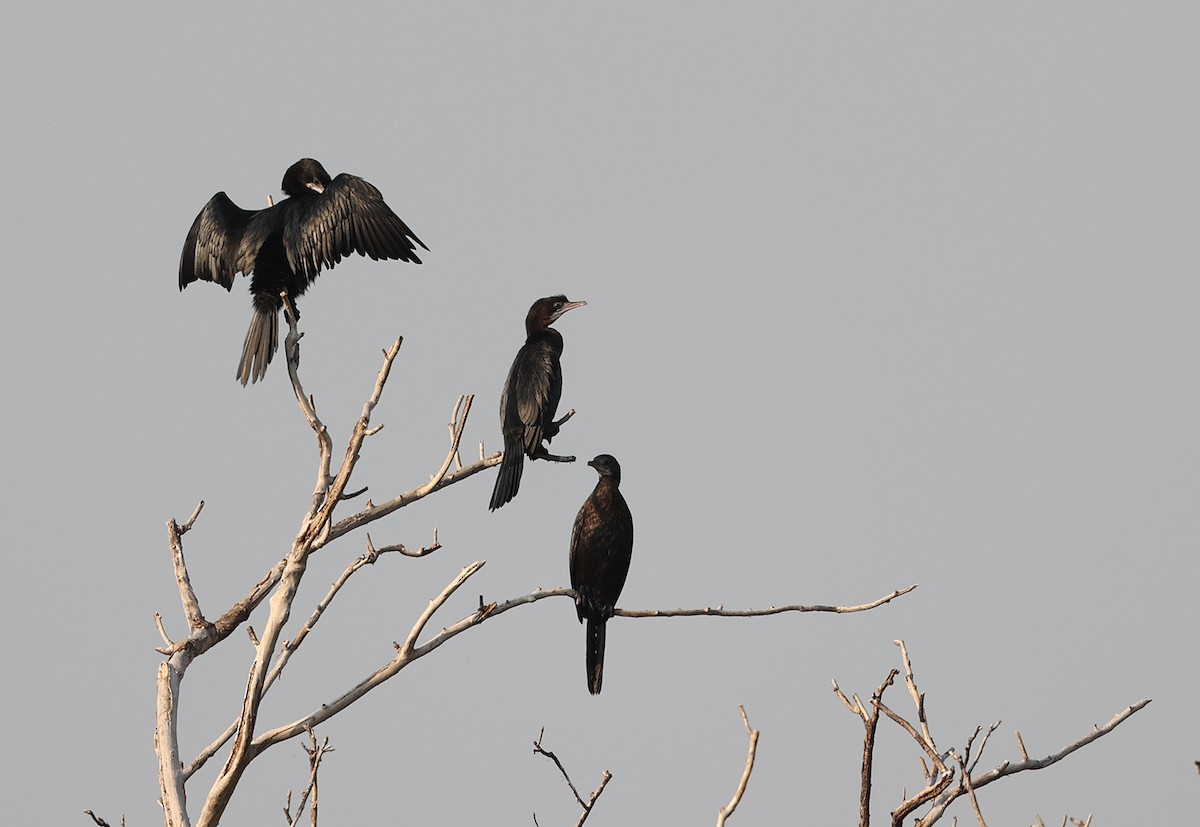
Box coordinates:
[956,752,987,827]
[534,729,590,810]
[533,728,612,827]
[154,613,174,647]
[618,584,918,618]
[920,700,1151,824]
[284,731,333,827]
[716,706,760,826]
[1015,731,1030,762]
[413,394,473,497]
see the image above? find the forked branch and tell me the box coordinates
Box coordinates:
[533,728,612,826]
[282,730,333,827]
[833,640,1150,826]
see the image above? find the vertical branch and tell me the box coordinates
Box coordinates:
[834,669,898,827]
[715,706,760,827]
[197,535,310,827]
[167,502,207,632]
[195,327,403,827]
[156,653,193,827]
[321,337,403,513]
[283,731,333,827]
[282,302,334,529]
[895,639,940,760]
[156,501,208,827]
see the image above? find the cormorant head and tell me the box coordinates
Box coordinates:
[282,158,333,198]
[588,454,621,485]
[526,295,587,331]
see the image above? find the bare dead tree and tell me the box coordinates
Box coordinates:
[149,310,916,827]
[833,640,1150,826]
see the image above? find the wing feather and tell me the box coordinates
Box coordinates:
[178,192,257,290]
[284,173,426,282]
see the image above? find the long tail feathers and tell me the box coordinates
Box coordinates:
[489,447,524,510]
[586,618,606,695]
[237,306,279,386]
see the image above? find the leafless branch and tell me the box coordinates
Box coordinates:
[618,584,917,618]
[251,561,491,750]
[833,669,898,826]
[165,502,208,635]
[533,728,612,825]
[153,316,916,826]
[920,699,1150,824]
[365,528,442,558]
[325,451,502,541]
[716,706,760,827]
[154,613,174,647]
[834,641,1150,827]
[283,731,333,827]
[183,536,416,780]
[193,320,409,827]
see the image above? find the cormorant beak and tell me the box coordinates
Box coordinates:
[306,180,325,194]
[551,300,587,322]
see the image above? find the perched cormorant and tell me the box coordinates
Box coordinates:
[488,295,587,510]
[569,454,634,695]
[179,158,426,385]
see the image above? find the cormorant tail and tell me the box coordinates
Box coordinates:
[237,305,279,386]
[489,448,524,510]
[586,617,606,695]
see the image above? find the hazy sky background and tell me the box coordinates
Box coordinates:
[1,3,1195,824]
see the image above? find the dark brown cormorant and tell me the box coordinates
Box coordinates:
[488,295,586,511]
[179,158,426,385]
[569,454,634,695]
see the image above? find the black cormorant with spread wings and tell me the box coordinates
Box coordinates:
[179,158,426,384]
[488,295,586,510]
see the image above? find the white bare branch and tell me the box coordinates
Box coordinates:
[834,642,1151,827]
[920,700,1151,824]
[715,706,760,826]
[165,502,207,633]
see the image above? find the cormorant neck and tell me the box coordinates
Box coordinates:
[595,472,621,491]
[526,323,564,346]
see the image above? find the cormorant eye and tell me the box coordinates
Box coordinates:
[554,302,564,310]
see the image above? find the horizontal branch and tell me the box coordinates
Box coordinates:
[245,580,915,755]
[617,584,917,618]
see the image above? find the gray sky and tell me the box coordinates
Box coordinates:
[1,3,1195,824]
